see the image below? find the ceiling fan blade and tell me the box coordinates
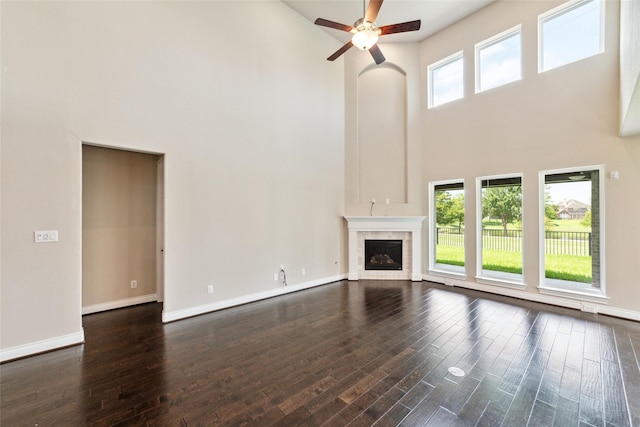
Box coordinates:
[314,18,353,32]
[327,41,354,61]
[378,20,421,36]
[369,44,385,65]
[365,0,384,23]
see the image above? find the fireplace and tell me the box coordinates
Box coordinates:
[344,216,426,281]
[365,240,402,270]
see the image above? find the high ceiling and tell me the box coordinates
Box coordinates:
[282,0,496,44]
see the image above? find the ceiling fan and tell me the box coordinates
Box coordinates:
[314,0,421,65]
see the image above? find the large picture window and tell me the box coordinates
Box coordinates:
[539,167,605,300]
[539,0,604,72]
[430,181,465,274]
[477,175,523,285]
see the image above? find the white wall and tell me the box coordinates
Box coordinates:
[344,43,424,217]
[1,1,346,360]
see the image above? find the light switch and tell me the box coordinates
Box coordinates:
[35,230,59,243]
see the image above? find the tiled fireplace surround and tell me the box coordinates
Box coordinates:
[345,216,426,281]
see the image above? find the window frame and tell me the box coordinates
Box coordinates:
[538,165,608,304]
[427,51,464,109]
[475,25,522,94]
[429,179,466,277]
[538,0,605,73]
[475,173,525,288]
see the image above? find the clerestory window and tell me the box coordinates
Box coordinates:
[475,26,522,93]
[539,0,604,72]
[428,51,464,108]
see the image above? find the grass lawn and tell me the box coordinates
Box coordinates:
[435,245,592,282]
[544,254,592,283]
[546,219,590,232]
[435,245,465,266]
[482,250,522,274]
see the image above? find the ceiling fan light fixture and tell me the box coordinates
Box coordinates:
[315,0,421,63]
[351,22,379,50]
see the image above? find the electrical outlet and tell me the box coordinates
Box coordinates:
[130,280,137,289]
[207,285,214,294]
[273,273,279,281]
[301,268,306,276]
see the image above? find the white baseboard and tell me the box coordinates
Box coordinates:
[82,294,158,315]
[598,305,640,322]
[0,329,85,363]
[423,273,640,322]
[162,275,347,323]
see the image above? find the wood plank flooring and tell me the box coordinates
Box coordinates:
[2,280,639,426]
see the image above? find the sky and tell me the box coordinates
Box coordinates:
[547,181,591,205]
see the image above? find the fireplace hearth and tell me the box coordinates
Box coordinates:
[365,240,402,270]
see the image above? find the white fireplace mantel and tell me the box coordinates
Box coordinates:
[344,216,426,281]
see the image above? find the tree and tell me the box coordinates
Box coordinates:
[436,191,464,228]
[435,191,454,226]
[581,210,591,229]
[482,185,522,236]
[543,185,558,228]
[450,194,465,228]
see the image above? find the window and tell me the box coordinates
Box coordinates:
[428,51,463,108]
[539,0,604,72]
[477,175,523,285]
[430,181,465,274]
[476,26,522,93]
[539,166,605,300]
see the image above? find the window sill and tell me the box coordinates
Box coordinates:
[475,272,525,290]
[430,264,466,279]
[538,282,609,305]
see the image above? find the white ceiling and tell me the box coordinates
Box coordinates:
[282,0,496,44]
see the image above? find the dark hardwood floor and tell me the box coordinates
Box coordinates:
[2,280,639,426]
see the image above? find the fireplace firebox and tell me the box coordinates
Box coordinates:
[365,240,402,270]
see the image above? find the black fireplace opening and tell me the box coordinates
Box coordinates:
[365,239,403,271]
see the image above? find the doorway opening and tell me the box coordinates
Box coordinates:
[82,144,165,314]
